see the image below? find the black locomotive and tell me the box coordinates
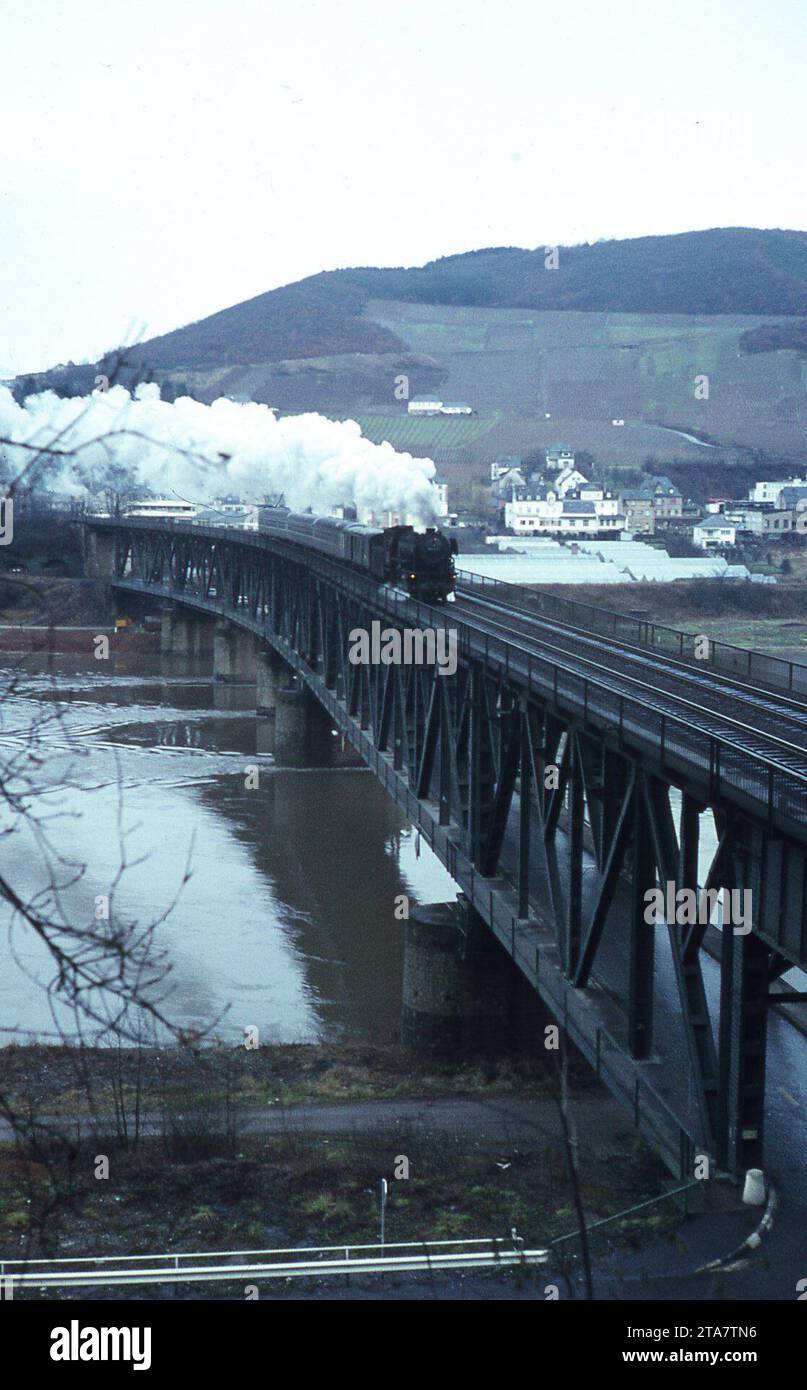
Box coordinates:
[255,508,457,602]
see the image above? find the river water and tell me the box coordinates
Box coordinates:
[0,652,457,1045]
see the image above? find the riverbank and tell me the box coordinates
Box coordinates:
[0,576,160,651]
[0,1042,681,1274]
[0,624,160,653]
[0,1040,560,1113]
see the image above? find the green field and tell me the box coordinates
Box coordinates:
[344,410,501,454]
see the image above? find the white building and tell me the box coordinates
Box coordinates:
[124,497,199,520]
[491,456,522,482]
[505,490,623,536]
[407,396,473,416]
[408,395,443,415]
[749,477,807,505]
[545,446,575,472]
[433,479,449,517]
[693,515,737,548]
[214,496,252,515]
[554,465,589,496]
[724,505,794,536]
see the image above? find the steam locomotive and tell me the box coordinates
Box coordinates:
[255,508,458,603]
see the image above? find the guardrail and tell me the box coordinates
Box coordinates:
[456,568,807,698]
[0,1237,548,1289]
[92,518,807,699]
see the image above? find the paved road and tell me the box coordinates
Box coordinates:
[0,1093,610,1144]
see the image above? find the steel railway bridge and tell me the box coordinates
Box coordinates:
[84,517,807,1181]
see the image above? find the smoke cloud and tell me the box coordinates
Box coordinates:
[0,384,441,524]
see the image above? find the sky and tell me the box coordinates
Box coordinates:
[2,0,806,374]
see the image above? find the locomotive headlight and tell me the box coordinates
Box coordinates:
[409,573,416,580]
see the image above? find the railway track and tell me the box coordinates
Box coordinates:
[452,591,807,782]
[457,584,807,716]
[456,587,807,761]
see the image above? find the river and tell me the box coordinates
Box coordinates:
[0,652,457,1045]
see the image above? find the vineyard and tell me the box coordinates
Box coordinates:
[344,410,501,454]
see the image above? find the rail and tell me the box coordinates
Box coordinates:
[457,567,807,698]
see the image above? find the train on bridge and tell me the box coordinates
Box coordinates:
[255,507,458,603]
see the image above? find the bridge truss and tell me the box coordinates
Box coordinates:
[90,519,807,1178]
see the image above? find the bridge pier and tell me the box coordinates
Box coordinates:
[274,683,334,767]
[160,607,215,659]
[401,900,522,1057]
[213,622,257,683]
[84,526,116,578]
[256,648,285,717]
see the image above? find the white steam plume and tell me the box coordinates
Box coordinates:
[0,384,440,524]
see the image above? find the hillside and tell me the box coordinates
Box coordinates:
[22,228,807,472]
[127,229,807,372]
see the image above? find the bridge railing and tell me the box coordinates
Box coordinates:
[123,562,807,849]
[466,620,807,839]
[468,863,700,1175]
[456,568,807,698]
[96,517,806,698]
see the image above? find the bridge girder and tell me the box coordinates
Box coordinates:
[95,519,807,1178]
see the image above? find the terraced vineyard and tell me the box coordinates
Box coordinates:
[344,410,502,454]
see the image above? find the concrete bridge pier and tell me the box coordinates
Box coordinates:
[274,683,334,767]
[160,607,215,660]
[256,648,285,717]
[401,900,523,1057]
[84,527,116,578]
[213,622,258,683]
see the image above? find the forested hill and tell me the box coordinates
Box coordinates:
[126,227,807,371]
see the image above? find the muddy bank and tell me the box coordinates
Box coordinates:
[0,625,159,653]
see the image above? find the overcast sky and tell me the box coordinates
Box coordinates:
[3,0,806,373]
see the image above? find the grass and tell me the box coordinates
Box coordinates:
[0,1042,564,1119]
[340,410,502,453]
[514,577,807,666]
[679,617,807,653]
[0,1121,673,1269]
